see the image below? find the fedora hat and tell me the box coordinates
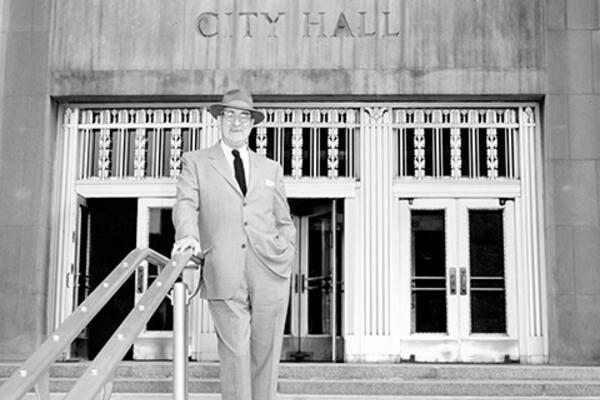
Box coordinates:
[208,88,265,125]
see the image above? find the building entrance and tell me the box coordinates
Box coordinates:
[54,103,544,363]
[86,197,346,361]
[282,199,344,362]
[69,198,137,360]
[398,198,519,362]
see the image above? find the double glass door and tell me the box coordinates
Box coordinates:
[282,199,344,362]
[399,198,518,362]
[132,197,345,361]
[133,198,177,359]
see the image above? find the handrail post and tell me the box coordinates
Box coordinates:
[172,280,189,400]
[34,370,50,400]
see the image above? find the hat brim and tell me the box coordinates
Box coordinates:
[209,104,265,125]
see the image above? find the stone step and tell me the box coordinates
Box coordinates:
[9,376,600,396]
[21,396,600,400]
[278,363,600,381]
[278,379,600,397]
[3,362,600,398]
[4,362,600,381]
[7,377,600,397]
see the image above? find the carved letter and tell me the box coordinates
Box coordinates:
[239,12,258,38]
[332,12,354,37]
[382,12,399,37]
[304,12,326,38]
[262,12,286,38]
[197,12,218,37]
[224,12,234,38]
[358,12,376,37]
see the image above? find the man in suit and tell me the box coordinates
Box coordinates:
[172,88,296,400]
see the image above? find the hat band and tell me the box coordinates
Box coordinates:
[223,99,253,111]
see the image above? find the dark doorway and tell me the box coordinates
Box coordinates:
[282,198,344,362]
[84,198,137,360]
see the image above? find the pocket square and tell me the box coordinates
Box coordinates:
[265,179,275,187]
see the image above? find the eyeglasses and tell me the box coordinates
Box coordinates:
[222,110,252,125]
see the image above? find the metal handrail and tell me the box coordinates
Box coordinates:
[0,247,200,400]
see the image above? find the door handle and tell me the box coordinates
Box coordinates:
[460,267,467,295]
[136,265,145,294]
[449,268,456,295]
[293,273,303,293]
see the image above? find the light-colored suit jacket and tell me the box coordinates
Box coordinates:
[172,144,296,299]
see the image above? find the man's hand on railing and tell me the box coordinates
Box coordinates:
[172,236,201,257]
[172,236,207,269]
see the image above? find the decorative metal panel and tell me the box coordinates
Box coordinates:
[77,108,205,180]
[250,107,359,179]
[73,105,526,182]
[74,106,359,181]
[392,107,523,180]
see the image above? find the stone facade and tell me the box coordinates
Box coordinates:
[544,0,600,364]
[0,0,599,363]
[0,0,55,360]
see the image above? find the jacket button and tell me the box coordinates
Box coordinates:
[241,244,246,249]
[244,221,248,226]
[243,202,247,207]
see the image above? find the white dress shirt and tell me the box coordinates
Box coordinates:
[220,141,250,186]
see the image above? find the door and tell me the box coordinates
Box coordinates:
[69,197,138,360]
[133,197,207,360]
[282,199,344,362]
[399,198,518,362]
[133,198,177,359]
[69,196,91,359]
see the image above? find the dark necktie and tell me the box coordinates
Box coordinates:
[231,149,247,196]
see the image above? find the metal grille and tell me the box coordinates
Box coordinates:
[77,108,204,180]
[250,107,359,179]
[74,106,359,181]
[393,108,521,180]
[73,105,525,182]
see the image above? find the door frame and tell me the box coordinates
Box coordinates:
[398,198,519,362]
[283,199,344,362]
[133,197,208,360]
[133,198,175,359]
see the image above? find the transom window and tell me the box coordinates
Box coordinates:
[393,108,524,180]
[69,105,532,183]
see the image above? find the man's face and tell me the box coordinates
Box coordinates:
[220,107,253,149]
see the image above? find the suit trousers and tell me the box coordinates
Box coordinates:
[207,247,290,400]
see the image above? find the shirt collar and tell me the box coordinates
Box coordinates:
[220,140,248,158]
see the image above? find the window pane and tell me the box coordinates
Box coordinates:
[411,210,447,333]
[307,214,332,335]
[146,208,175,331]
[469,210,506,333]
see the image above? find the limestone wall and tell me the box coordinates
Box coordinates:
[4,0,600,364]
[0,0,54,359]
[50,0,544,97]
[544,0,600,364]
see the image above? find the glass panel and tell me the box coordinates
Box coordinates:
[319,127,328,177]
[411,210,447,333]
[469,210,507,334]
[424,128,433,176]
[335,209,344,337]
[75,205,91,306]
[307,214,332,335]
[404,128,415,176]
[284,295,292,335]
[146,207,175,331]
[497,128,508,177]
[442,128,451,177]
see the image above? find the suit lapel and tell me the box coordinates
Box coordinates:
[208,144,244,197]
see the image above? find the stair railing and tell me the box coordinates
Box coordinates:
[0,247,203,400]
